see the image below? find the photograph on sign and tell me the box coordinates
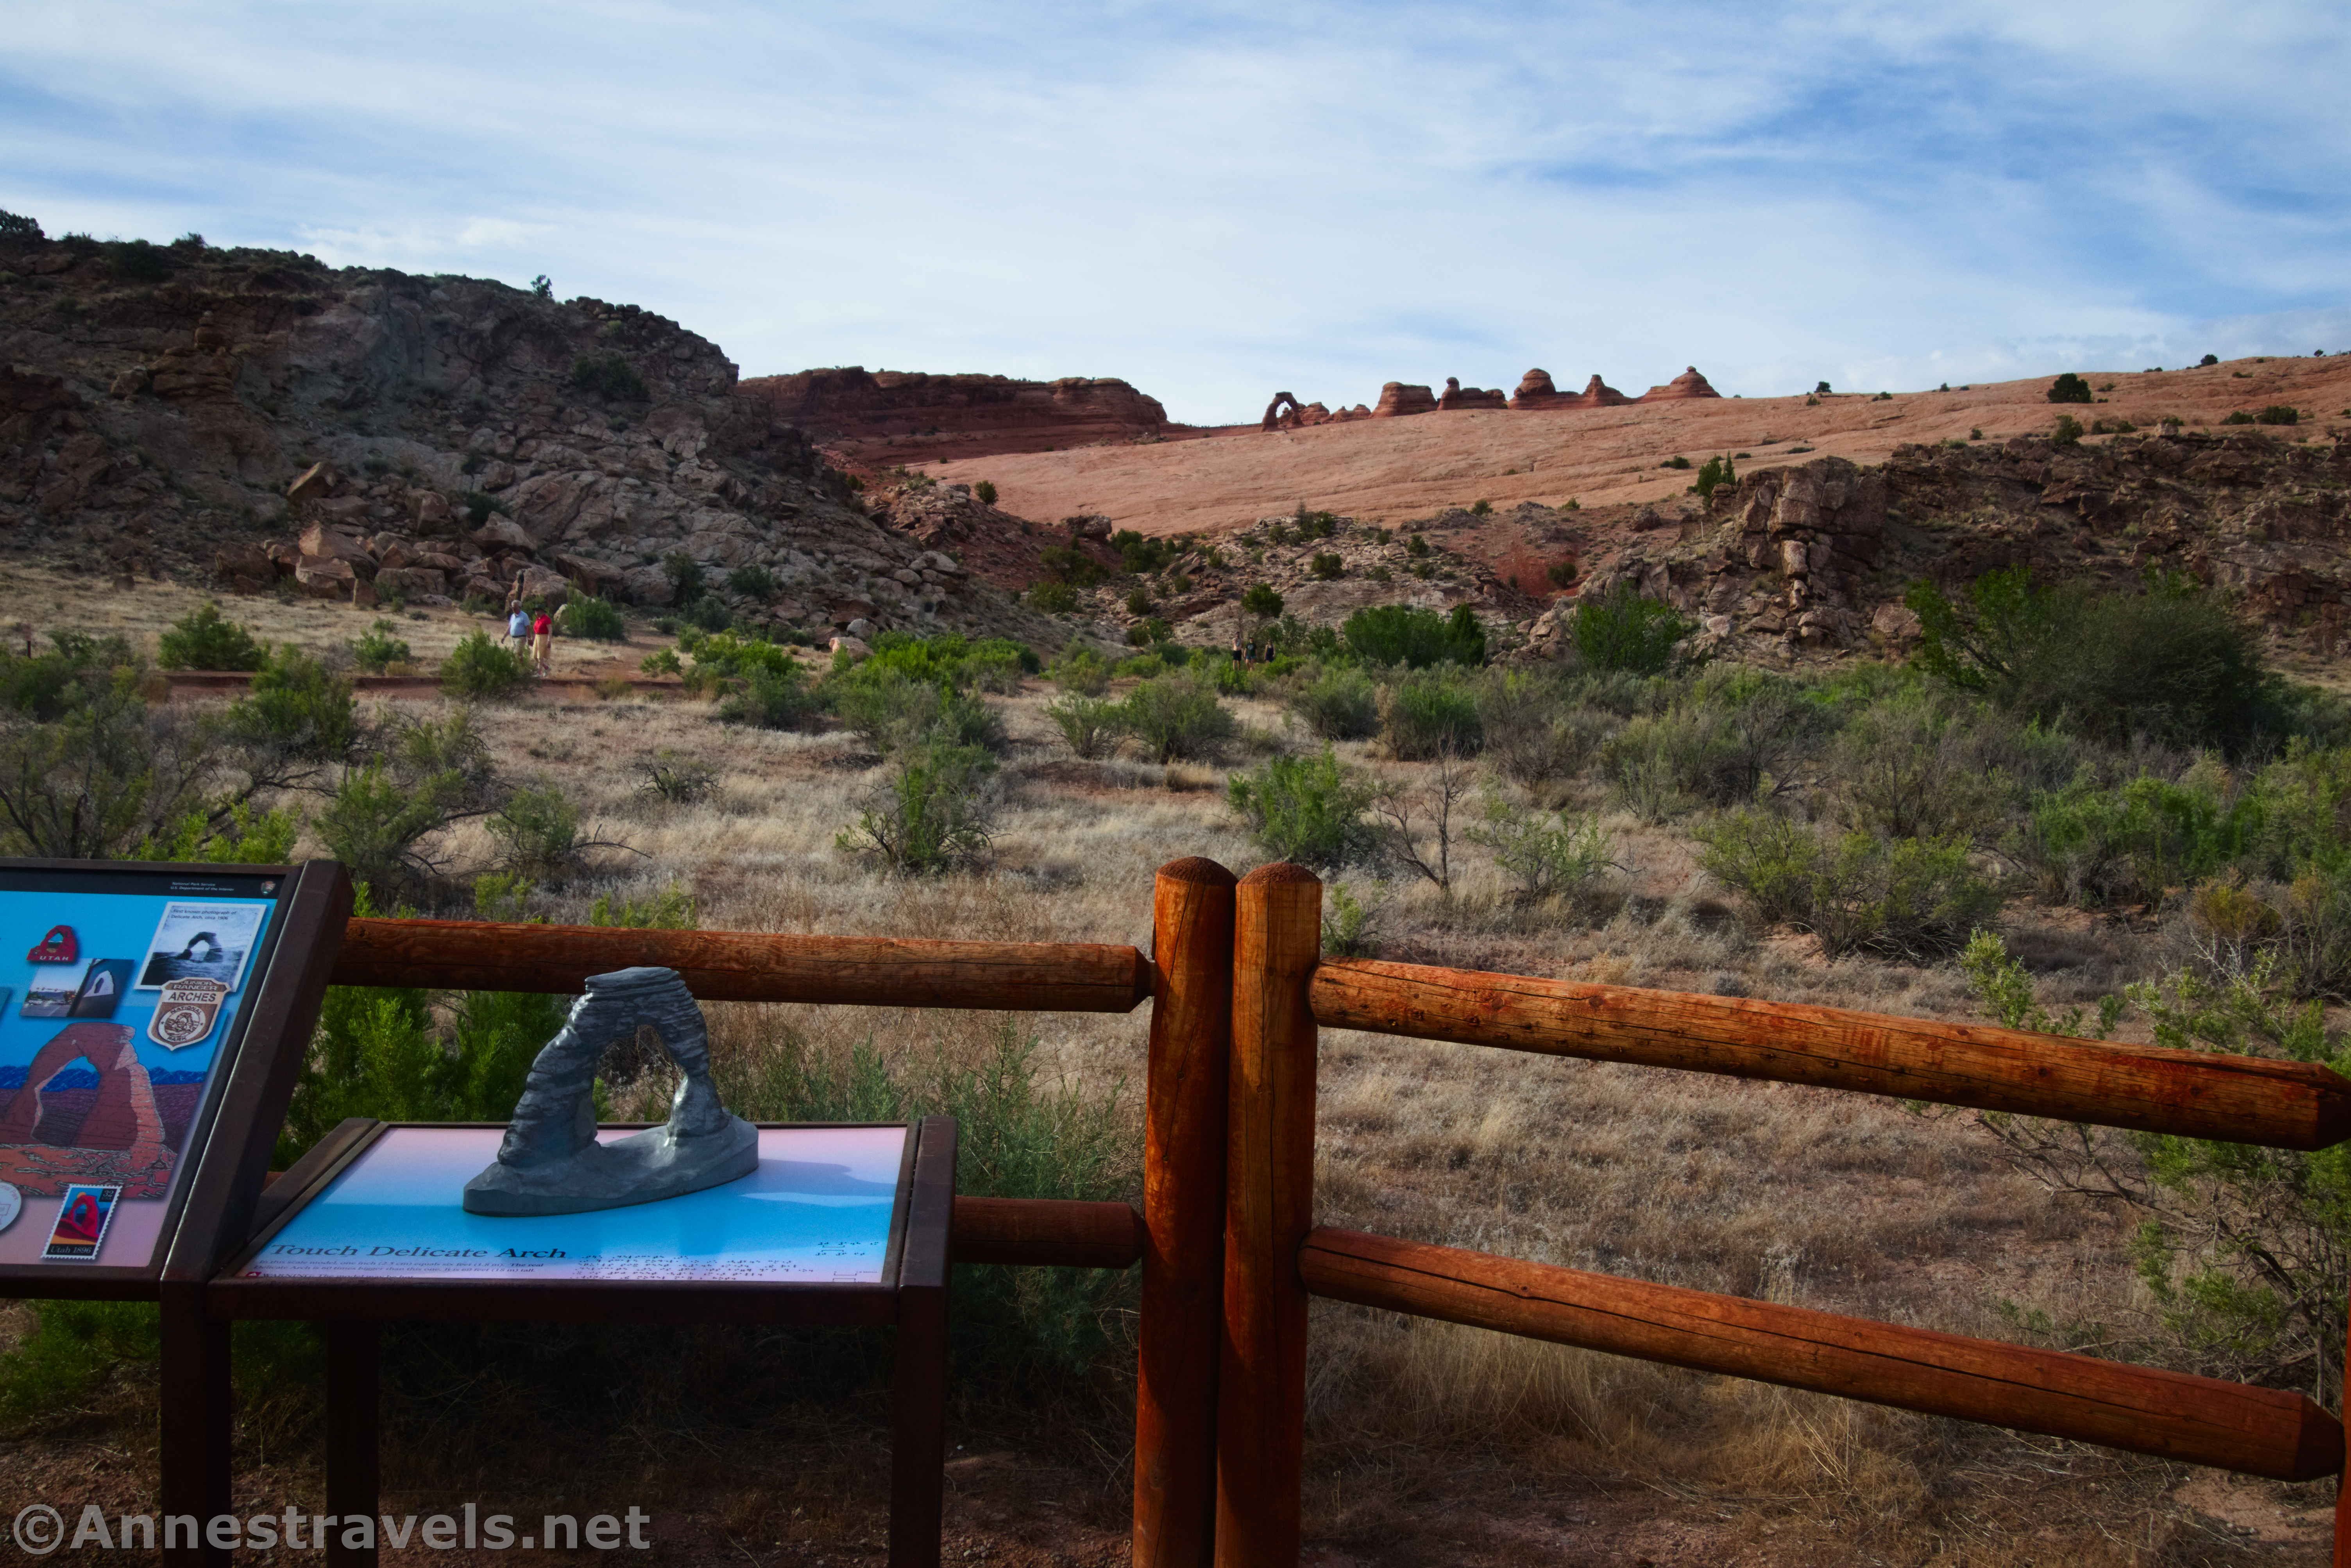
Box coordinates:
[243,1126,908,1283]
[0,876,280,1269]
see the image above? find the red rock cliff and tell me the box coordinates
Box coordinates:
[1635,366,1722,403]
[740,366,1167,465]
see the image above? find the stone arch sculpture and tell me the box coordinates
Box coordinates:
[463,967,759,1216]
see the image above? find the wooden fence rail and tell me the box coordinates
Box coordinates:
[1300,1227,2344,1483]
[333,918,1154,1014]
[1313,958,2351,1149]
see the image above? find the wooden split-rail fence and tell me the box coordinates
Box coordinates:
[332,858,2351,1566]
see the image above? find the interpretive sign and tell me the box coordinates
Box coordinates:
[0,862,335,1280]
[237,1124,912,1284]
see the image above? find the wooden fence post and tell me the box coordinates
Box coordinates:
[1217,864,1320,1568]
[1136,857,1238,1568]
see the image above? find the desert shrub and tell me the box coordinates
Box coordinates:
[1044,695,1120,759]
[1601,685,1805,820]
[109,239,172,282]
[1112,654,1166,681]
[1478,671,1601,789]
[1909,566,2278,753]
[1961,934,2351,1398]
[352,619,413,673]
[833,669,1004,757]
[839,741,997,874]
[974,480,998,505]
[0,209,41,241]
[157,601,266,671]
[486,784,582,882]
[0,664,218,859]
[1824,694,2006,843]
[438,629,532,699]
[0,632,138,721]
[2016,767,2245,908]
[1572,586,1692,674]
[716,662,820,730]
[640,648,683,677]
[1286,666,1379,740]
[1050,646,1111,696]
[636,752,717,804]
[2256,405,2301,426]
[1546,559,1577,589]
[1691,453,1736,498]
[1320,882,1381,957]
[727,564,778,599]
[1378,671,1483,759]
[662,552,706,603]
[2047,372,2093,404]
[222,646,359,777]
[1125,587,1154,616]
[1342,603,1485,668]
[1228,746,1381,870]
[135,801,300,865]
[315,764,463,895]
[1028,580,1079,613]
[558,593,626,640]
[1116,674,1234,764]
[1467,795,1615,905]
[569,351,648,402]
[1698,812,1996,959]
[1659,455,1691,470]
[1039,545,1107,587]
[1309,551,1344,580]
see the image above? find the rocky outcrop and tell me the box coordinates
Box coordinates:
[1437,377,1507,412]
[740,366,1166,466]
[1260,391,1367,431]
[1510,371,1630,410]
[1547,431,2351,662]
[1635,366,1723,403]
[1373,382,1438,418]
[0,232,1027,641]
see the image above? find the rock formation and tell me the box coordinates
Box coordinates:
[740,366,1166,466]
[1437,377,1508,412]
[1373,382,1438,418]
[1509,371,1631,411]
[1635,366,1723,403]
[0,230,1026,643]
[0,1022,174,1200]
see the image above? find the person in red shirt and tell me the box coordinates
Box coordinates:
[531,609,554,675]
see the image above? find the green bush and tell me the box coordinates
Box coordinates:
[2256,405,2301,426]
[222,645,358,774]
[717,663,814,729]
[1241,583,1285,622]
[109,239,172,282]
[1043,695,1120,759]
[1116,674,1235,764]
[1309,552,1344,581]
[1691,454,1736,498]
[1050,646,1111,696]
[0,662,216,859]
[1696,811,1997,960]
[1659,455,1691,470]
[1039,545,1106,587]
[1477,671,1599,789]
[834,669,1004,757]
[1342,603,1485,668]
[1908,566,2278,753]
[157,602,266,671]
[486,784,595,883]
[438,630,532,699]
[1227,746,1380,870]
[1572,586,1692,674]
[2016,766,2244,907]
[351,618,413,673]
[838,741,997,874]
[2051,413,2085,446]
[1378,671,1483,759]
[135,802,300,865]
[727,564,778,599]
[569,351,648,402]
[1285,666,1379,740]
[1125,587,1154,616]
[0,209,41,241]
[2047,372,2094,404]
[1028,580,1079,613]
[974,480,998,506]
[1467,796,1614,905]
[558,594,626,640]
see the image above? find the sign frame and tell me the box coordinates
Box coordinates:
[0,857,352,1297]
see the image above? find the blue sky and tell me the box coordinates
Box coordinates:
[3,2,2344,424]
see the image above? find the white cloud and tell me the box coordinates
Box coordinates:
[0,2,2343,422]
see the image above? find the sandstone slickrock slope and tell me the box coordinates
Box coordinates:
[0,231,1037,641]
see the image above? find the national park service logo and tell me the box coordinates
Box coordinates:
[147,977,229,1049]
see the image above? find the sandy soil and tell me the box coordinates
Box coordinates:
[920,355,2351,535]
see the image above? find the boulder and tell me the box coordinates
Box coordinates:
[844,617,875,640]
[412,491,455,533]
[299,523,374,572]
[914,550,963,576]
[617,565,674,606]
[1063,514,1112,540]
[828,635,872,660]
[213,542,276,592]
[1372,382,1437,417]
[293,556,356,597]
[516,564,571,603]
[286,462,341,504]
[472,516,537,553]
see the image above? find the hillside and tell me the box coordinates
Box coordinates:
[0,229,1055,645]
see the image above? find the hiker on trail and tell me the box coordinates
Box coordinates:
[508,605,531,660]
[531,609,554,675]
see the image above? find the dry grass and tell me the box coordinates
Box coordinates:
[1,582,2328,1560]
